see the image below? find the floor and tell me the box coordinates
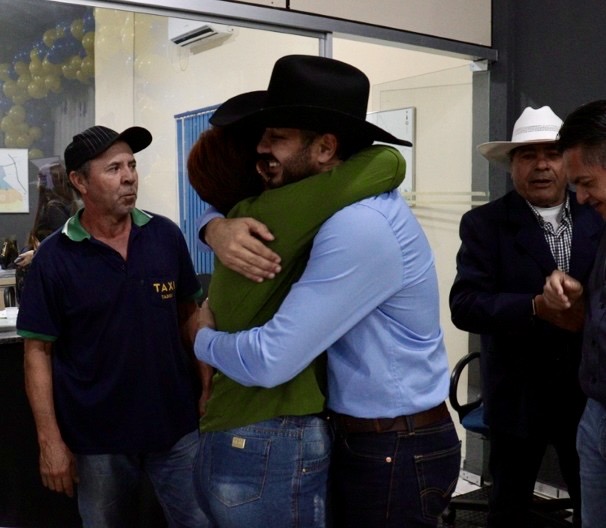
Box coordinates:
[444,477,576,528]
[454,477,481,497]
[0,477,573,528]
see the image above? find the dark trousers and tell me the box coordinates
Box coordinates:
[330,417,460,527]
[487,427,581,528]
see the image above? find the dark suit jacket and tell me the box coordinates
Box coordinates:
[450,190,603,437]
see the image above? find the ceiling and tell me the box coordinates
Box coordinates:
[0,0,89,63]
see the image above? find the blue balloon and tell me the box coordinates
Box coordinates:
[56,22,70,35]
[47,38,74,64]
[65,35,81,54]
[83,10,95,32]
[0,96,12,113]
[25,98,50,119]
[13,50,29,63]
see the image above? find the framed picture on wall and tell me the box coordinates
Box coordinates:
[366,107,415,196]
[0,149,29,213]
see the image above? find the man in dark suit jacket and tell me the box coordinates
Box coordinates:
[450,106,603,528]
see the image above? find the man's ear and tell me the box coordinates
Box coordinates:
[69,171,87,195]
[316,133,338,163]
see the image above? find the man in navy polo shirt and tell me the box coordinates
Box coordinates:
[17,125,208,528]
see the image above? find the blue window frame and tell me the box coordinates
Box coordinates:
[175,105,218,274]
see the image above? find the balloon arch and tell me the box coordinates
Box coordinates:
[0,9,95,159]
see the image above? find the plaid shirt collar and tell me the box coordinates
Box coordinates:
[526,195,572,272]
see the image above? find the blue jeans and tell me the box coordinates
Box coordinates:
[194,415,331,528]
[331,416,461,527]
[76,430,208,528]
[577,398,606,528]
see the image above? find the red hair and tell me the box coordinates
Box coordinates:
[187,126,264,215]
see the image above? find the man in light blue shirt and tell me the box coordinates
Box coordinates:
[198,190,449,418]
[194,55,460,527]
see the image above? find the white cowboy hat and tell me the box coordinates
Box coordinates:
[477,106,563,170]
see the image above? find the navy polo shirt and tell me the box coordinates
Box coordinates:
[18,209,203,454]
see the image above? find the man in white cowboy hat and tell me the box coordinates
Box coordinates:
[450,106,603,527]
[191,54,461,527]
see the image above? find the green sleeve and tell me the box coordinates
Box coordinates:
[209,144,405,331]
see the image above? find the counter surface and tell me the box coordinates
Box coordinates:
[0,329,20,344]
[0,334,167,527]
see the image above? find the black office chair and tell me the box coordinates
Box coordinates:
[441,352,491,526]
[441,352,574,528]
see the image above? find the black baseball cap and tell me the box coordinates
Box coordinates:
[64,125,152,173]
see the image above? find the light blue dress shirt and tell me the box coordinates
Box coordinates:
[195,190,450,418]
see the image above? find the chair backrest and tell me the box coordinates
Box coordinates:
[449,352,488,435]
[3,286,16,308]
[197,273,212,298]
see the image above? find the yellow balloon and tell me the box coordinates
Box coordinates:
[42,58,59,75]
[8,105,25,122]
[4,133,18,148]
[17,73,31,90]
[29,126,42,141]
[0,115,15,132]
[17,73,32,90]
[82,32,95,54]
[16,134,32,148]
[14,61,29,76]
[81,56,94,77]
[29,148,44,159]
[15,122,29,135]
[76,69,91,83]
[12,93,30,105]
[61,63,77,80]
[71,19,84,40]
[27,80,47,99]
[29,57,43,76]
[3,79,18,98]
[43,28,58,48]
[44,75,61,93]
[70,55,82,69]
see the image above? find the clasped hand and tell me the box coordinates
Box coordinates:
[538,270,585,332]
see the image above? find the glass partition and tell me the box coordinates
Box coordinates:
[0,0,320,247]
[0,1,490,517]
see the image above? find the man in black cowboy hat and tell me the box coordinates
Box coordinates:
[192,55,460,528]
[17,125,208,527]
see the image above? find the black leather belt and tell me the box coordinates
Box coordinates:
[330,402,450,434]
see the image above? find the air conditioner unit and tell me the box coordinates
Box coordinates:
[168,18,234,52]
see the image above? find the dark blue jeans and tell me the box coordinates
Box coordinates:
[577,398,606,528]
[76,430,208,528]
[331,416,460,527]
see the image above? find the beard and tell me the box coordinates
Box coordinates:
[263,142,318,189]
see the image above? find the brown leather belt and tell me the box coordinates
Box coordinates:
[330,402,450,434]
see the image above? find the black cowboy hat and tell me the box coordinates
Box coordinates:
[210,55,412,147]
